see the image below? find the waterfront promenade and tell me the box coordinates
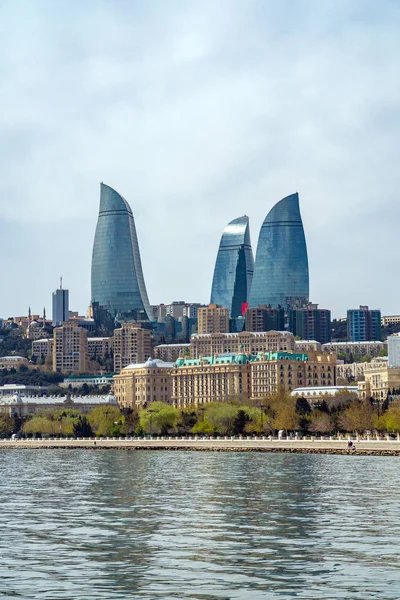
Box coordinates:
[1,436,400,454]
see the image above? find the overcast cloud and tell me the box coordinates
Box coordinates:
[1,0,399,319]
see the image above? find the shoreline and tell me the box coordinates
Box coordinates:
[1,438,400,455]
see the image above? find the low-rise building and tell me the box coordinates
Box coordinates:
[113,358,174,408]
[322,341,386,358]
[358,358,400,401]
[0,392,118,418]
[61,374,114,388]
[0,384,49,398]
[191,330,295,358]
[336,362,368,381]
[153,343,191,362]
[32,338,54,359]
[294,340,322,352]
[291,386,359,403]
[0,356,30,370]
[382,315,400,326]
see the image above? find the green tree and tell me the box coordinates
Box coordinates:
[139,402,180,435]
[88,405,122,437]
[0,414,15,437]
[380,401,400,433]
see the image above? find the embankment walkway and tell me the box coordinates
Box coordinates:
[1,436,400,455]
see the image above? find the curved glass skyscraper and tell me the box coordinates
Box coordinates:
[91,183,152,321]
[210,215,254,318]
[249,193,309,310]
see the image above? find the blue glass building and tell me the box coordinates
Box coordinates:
[249,193,309,310]
[210,216,254,318]
[91,183,152,321]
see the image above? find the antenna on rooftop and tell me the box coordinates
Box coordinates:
[60,276,63,290]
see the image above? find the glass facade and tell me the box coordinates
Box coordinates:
[210,216,254,318]
[91,183,152,321]
[249,193,309,310]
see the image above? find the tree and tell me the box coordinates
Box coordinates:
[338,400,375,433]
[380,401,400,433]
[0,414,15,437]
[203,403,238,436]
[178,410,197,434]
[233,409,250,435]
[139,402,180,435]
[120,408,139,435]
[309,410,334,434]
[88,405,122,437]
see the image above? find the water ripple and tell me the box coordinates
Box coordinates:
[0,450,399,599]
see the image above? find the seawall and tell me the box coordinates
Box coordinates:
[1,437,400,455]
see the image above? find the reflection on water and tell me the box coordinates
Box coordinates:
[0,450,399,599]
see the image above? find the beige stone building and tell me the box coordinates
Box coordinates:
[171,353,251,408]
[382,315,400,326]
[0,356,30,370]
[250,351,336,400]
[190,330,295,358]
[170,349,336,408]
[358,358,400,401]
[113,323,151,373]
[153,343,191,362]
[88,337,113,360]
[32,338,54,360]
[53,322,88,373]
[322,341,386,358]
[113,358,174,408]
[197,304,229,334]
[294,340,322,352]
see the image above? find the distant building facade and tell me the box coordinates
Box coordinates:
[53,322,88,374]
[322,341,386,358]
[0,356,30,370]
[382,315,400,326]
[113,358,174,408]
[0,393,117,418]
[113,322,151,373]
[250,351,336,400]
[32,338,54,360]
[288,304,331,344]
[210,216,254,318]
[191,331,295,358]
[358,358,400,401]
[197,304,230,334]
[245,305,285,332]
[388,334,400,367]
[87,337,113,360]
[347,306,381,342]
[153,343,191,362]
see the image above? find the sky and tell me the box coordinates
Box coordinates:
[1,0,400,320]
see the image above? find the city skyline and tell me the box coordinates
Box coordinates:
[1,1,400,318]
